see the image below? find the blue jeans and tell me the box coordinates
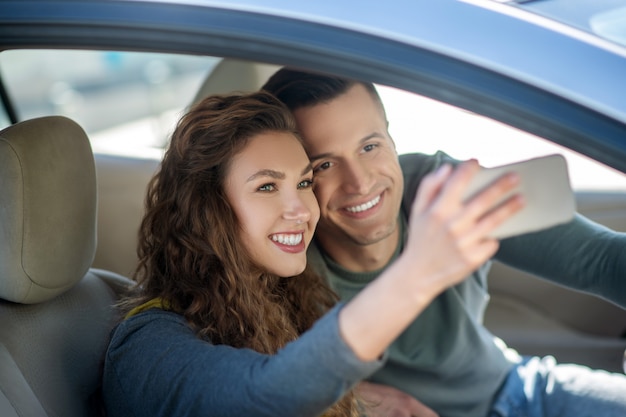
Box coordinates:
[489,356,626,417]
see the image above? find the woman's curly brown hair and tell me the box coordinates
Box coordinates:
[122,91,358,417]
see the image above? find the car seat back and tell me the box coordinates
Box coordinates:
[190,58,279,107]
[0,116,133,417]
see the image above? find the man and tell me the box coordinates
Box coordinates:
[262,69,626,417]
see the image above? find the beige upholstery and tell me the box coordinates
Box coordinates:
[190,58,279,107]
[0,116,97,304]
[93,154,159,277]
[0,116,133,417]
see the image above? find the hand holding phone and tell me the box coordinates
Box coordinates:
[462,154,576,239]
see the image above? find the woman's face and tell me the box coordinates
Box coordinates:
[225,131,320,277]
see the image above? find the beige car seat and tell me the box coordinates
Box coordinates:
[190,57,279,107]
[0,116,133,417]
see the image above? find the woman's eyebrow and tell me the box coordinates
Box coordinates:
[246,164,313,182]
[246,169,284,182]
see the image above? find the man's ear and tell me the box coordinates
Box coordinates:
[386,121,398,152]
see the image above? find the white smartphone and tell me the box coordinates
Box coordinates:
[462,154,576,239]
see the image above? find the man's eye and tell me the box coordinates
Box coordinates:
[363,143,378,152]
[258,183,276,192]
[313,161,332,173]
[298,179,314,189]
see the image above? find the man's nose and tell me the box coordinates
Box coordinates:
[341,160,373,195]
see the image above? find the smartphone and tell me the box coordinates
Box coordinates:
[462,154,576,239]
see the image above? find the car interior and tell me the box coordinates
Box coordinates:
[93,57,626,371]
[1,53,625,417]
[0,115,133,417]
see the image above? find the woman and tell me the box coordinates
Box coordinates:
[102,91,522,417]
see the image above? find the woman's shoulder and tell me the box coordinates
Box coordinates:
[109,308,196,350]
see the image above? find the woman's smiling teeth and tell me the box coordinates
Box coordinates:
[345,194,381,213]
[271,233,303,246]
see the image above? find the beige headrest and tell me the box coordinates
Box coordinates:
[190,58,279,107]
[0,116,97,304]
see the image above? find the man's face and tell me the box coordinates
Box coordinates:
[293,84,404,249]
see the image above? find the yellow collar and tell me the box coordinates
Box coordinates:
[125,297,169,319]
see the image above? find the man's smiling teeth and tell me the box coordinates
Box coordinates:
[271,233,303,246]
[346,195,381,213]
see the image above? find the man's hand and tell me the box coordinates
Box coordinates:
[356,382,439,417]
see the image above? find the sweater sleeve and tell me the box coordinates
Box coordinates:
[496,213,626,308]
[103,304,384,417]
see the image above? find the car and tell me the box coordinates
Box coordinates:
[1,1,625,416]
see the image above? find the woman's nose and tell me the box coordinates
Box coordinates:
[283,196,312,224]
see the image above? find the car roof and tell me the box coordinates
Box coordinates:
[5,0,624,115]
[510,0,626,45]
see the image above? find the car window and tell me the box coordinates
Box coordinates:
[0,49,219,157]
[0,103,9,127]
[1,49,624,191]
[378,85,626,191]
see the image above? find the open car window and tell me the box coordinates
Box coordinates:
[1,49,625,191]
[0,49,218,157]
[378,85,626,191]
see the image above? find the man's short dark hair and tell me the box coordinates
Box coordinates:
[262,68,386,118]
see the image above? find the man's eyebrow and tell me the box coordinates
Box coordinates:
[308,152,331,163]
[308,132,383,162]
[359,132,384,143]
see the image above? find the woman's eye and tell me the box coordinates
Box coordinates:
[258,183,276,192]
[298,179,314,189]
